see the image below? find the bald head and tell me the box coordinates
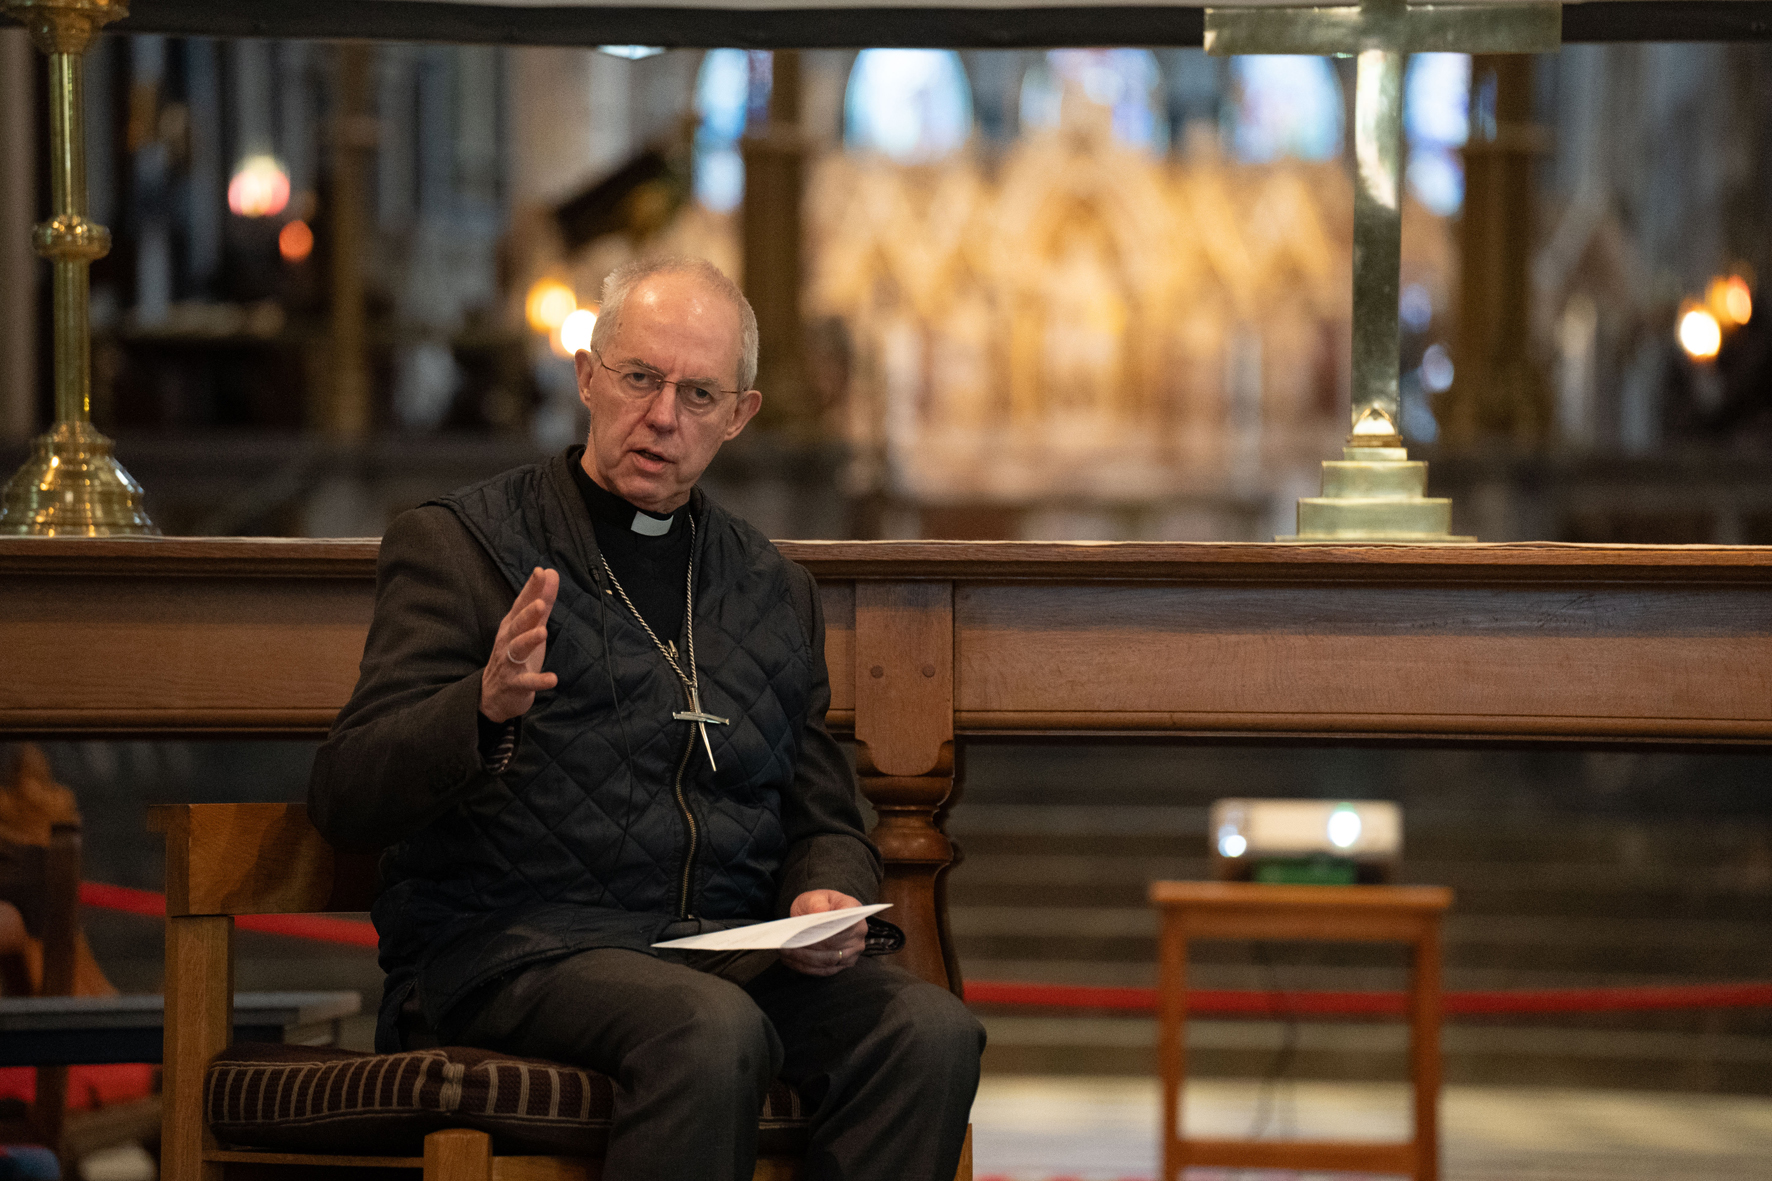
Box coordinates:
[588,256,759,392]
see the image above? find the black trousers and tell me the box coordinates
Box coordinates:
[444,948,985,1181]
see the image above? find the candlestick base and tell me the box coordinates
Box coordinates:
[1279,443,1471,542]
[0,421,157,535]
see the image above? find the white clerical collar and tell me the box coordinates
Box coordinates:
[630,510,675,537]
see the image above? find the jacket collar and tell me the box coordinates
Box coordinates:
[538,450,714,596]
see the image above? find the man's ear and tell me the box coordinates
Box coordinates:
[573,350,597,411]
[723,389,763,441]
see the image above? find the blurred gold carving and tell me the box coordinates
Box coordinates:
[806,106,1454,504]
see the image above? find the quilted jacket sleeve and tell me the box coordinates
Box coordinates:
[308,506,516,852]
[773,563,884,913]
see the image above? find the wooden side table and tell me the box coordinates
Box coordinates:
[1150,881,1454,1181]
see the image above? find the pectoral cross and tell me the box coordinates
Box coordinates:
[673,684,730,772]
[1206,0,1559,444]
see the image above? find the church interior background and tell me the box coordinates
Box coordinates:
[4,28,1772,1181]
[6,37,1772,543]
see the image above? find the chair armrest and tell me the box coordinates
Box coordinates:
[150,803,378,917]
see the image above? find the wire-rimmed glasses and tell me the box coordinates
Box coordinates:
[595,353,741,418]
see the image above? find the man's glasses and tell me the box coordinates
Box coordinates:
[595,354,740,418]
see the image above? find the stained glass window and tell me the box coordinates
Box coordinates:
[693,49,771,213]
[1019,49,1167,152]
[1226,56,1343,164]
[1405,52,1470,216]
[844,50,974,163]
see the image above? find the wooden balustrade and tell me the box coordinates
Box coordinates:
[7,537,1772,992]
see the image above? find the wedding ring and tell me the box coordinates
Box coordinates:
[506,647,525,665]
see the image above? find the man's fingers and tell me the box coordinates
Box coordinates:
[501,671,555,693]
[510,567,547,612]
[507,624,549,666]
[509,596,551,636]
[494,596,540,651]
[790,889,861,918]
[801,920,866,952]
[524,569,560,622]
[481,571,558,724]
[509,568,559,621]
[780,944,855,977]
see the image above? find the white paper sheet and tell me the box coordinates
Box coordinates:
[651,904,891,951]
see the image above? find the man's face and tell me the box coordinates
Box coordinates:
[573,272,762,513]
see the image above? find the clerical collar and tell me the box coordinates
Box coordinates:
[569,450,687,536]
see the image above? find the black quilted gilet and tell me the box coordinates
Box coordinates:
[371,457,814,1032]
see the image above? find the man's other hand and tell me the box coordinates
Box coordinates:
[780,889,867,977]
[481,567,560,724]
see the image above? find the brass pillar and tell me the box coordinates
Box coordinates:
[1350,40,1404,439]
[1204,0,1558,540]
[1442,53,1549,444]
[0,0,153,534]
[741,50,810,432]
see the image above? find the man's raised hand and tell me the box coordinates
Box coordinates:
[480,567,560,724]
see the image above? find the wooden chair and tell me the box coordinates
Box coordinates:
[0,821,165,1172]
[1150,881,1453,1181]
[0,745,89,1160]
[2,822,82,1163]
[154,802,973,1181]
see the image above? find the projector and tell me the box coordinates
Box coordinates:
[1209,798,1402,885]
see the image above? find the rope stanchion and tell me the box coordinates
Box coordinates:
[78,881,1772,1013]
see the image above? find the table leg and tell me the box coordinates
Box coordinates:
[1158,915,1188,1181]
[1411,919,1443,1181]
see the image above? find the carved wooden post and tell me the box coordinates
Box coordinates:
[852,580,960,994]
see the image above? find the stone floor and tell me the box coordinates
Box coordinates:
[969,1076,1772,1181]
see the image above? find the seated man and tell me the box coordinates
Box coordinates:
[309,256,983,1181]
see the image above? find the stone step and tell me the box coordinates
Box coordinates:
[976,1017,1772,1093]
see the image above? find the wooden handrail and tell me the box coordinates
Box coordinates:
[7,536,1772,581]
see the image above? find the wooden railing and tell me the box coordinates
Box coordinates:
[6,537,1772,989]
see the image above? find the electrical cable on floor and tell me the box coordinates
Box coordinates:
[1246,940,1300,1144]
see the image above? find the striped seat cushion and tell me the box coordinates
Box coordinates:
[207,1043,809,1156]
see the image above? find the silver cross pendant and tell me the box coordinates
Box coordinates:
[672,683,730,772]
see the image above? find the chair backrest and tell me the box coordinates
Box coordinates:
[149,803,379,917]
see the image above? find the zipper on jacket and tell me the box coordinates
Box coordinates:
[672,726,698,919]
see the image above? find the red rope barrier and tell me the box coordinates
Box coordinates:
[77,882,1772,1013]
[79,881,380,947]
[962,979,1772,1015]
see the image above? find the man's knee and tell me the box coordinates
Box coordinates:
[641,975,784,1085]
[880,979,986,1079]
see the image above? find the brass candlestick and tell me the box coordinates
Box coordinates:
[0,0,155,535]
[1207,0,1558,542]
